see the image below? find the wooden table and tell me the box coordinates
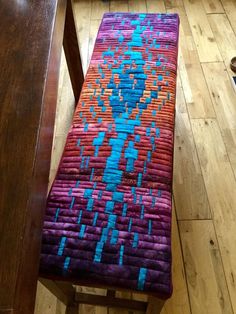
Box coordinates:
[0,1,83,313]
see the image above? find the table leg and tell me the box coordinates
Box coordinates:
[63,0,84,103]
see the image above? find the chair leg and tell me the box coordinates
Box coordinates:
[66,302,79,314]
[146,296,164,314]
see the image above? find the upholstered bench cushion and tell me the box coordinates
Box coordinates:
[40,13,179,299]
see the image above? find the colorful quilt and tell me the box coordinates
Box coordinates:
[40,13,179,298]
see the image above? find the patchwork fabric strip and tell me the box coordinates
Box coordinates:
[40,12,179,298]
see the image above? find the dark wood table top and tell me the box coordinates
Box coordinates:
[0,1,83,313]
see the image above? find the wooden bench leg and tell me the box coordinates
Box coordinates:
[66,302,79,314]
[146,296,164,314]
[39,278,76,306]
[40,278,79,313]
[107,289,116,298]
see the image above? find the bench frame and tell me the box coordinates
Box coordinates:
[40,278,165,313]
[40,4,167,313]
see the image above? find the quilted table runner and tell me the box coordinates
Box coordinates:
[40,12,179,298]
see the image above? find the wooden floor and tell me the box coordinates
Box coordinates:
[35,0,236,313]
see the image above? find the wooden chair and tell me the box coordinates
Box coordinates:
[39,12,179,314]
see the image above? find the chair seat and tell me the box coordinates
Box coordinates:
[40,12,179,299]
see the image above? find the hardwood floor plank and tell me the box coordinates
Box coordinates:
[221,0,236,34]
[49,51,74,187]
[179,220,233,314]
[56,299,66,314]
[88,19,101,66]
[128,0,147,12]
[49,134,69,187]
[52,64,74,128]
[168,10,215,118]
[182,0,222,62]
[91,0,110,20]
[110,0,128,11]
[201,0,224,14]
[146,0,166,13]
[173,77,211,220]
[74,0,92,72]
[35,281,65,314]
[54,67,74,137]
[208,14,236,71]
[202,62,236,177]
[164,0,185,11]
[57,50,68,103]
[191,118,236,312]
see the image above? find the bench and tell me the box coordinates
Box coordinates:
[39,12,179,313]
